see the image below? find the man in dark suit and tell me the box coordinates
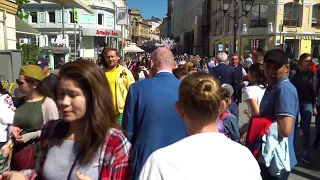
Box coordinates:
[122,47,187,180]
[211,52,238,102]
[229,54,245,105]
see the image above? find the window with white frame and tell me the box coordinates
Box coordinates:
[39,12,45,23]
[48,12,56,23]
[98,14,104,25]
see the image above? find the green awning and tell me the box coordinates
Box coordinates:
[15,16,40,35]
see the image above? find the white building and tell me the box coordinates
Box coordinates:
[149,20,161,41]
[23,0,129,69]
[0,1,19,50]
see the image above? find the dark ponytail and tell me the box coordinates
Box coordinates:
[248,63,267,87]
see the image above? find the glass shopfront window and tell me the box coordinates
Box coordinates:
[312,40,320,64]
[249,39,265,53]
[284,39,299,59]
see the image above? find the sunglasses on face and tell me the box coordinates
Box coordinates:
[16,79,25,86]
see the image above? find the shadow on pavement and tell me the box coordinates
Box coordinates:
[291,169,320,180]
[292,125,320,179]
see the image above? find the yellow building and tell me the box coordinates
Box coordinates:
[129,9,151,45]
[209,0,320,60]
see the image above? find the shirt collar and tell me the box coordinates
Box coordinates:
[268,77,289,89]
[157,70,172,74]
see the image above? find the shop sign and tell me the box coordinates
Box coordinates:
[82,28,121,38]
[51,38,67,46]
[295,35,317,40]
[96,30,119,36]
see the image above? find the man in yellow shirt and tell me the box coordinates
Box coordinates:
[102,48,135,125]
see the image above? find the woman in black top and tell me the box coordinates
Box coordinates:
[290,53,317,164]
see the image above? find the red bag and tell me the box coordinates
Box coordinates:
[310,62,318,75]
[11,145,35,170]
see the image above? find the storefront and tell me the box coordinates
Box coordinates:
[273,35,320,60]
[81,28,121,59]
[209,36,241,57]
[40,37,70,69]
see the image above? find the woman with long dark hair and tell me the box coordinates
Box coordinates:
[1,61,131,180]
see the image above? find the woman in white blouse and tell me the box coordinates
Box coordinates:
[240,63,267,143]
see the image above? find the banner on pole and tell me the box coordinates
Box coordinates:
[116,7,129,25]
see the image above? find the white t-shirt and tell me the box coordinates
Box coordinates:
[138,71,146,81]
[139,133,262,180]
[0,94,15,142]
[243,85,266,117]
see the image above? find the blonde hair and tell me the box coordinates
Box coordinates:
[184,61,196,73]
[178,72,223,125]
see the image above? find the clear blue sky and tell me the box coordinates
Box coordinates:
[128,0,167,19]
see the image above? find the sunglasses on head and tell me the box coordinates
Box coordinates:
[16,79,24,86]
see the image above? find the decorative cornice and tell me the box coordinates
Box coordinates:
[0,0,18,14]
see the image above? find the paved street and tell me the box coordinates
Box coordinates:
[238,103,320,180]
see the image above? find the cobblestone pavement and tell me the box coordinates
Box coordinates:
[238,103,320,180]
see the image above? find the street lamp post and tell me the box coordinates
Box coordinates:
[218,0,255,53]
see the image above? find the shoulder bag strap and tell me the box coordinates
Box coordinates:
[67,153,80,180]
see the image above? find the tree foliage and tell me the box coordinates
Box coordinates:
[20,43,39,65]
[16,0,32,20]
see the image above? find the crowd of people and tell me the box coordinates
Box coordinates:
[0,46,318,180]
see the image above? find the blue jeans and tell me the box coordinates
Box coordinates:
[295,102,312,151]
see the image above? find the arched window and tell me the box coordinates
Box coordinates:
[283,3,300,27]
[250,5,268,27]
[312,4,320,28]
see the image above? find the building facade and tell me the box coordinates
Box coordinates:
[169,0,210,55]
[210,0,320,60]
[150,18,161,41]
[0,0,18,50]
[23,0,128,69]
[159,16,169,38]
[129,9,151,45]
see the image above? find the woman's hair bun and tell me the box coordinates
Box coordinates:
[199,80,214,92]
[191,79,219,102]
[178,72,223,124]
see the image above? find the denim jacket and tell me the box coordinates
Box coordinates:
[221,110,240,141]
[261,121,290,177]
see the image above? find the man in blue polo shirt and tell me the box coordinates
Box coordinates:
[259,49,299,180]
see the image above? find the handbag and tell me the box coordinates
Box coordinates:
[11,97,46,170]
[11,144,35,170]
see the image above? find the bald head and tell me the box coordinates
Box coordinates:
[151,47,175,67]
[150,47,175,76]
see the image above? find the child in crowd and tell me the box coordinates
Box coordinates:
[220,84,240,142]
[222,84,239,120]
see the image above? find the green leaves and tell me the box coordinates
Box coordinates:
[20,43,39,66]
[16,0,31,20]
